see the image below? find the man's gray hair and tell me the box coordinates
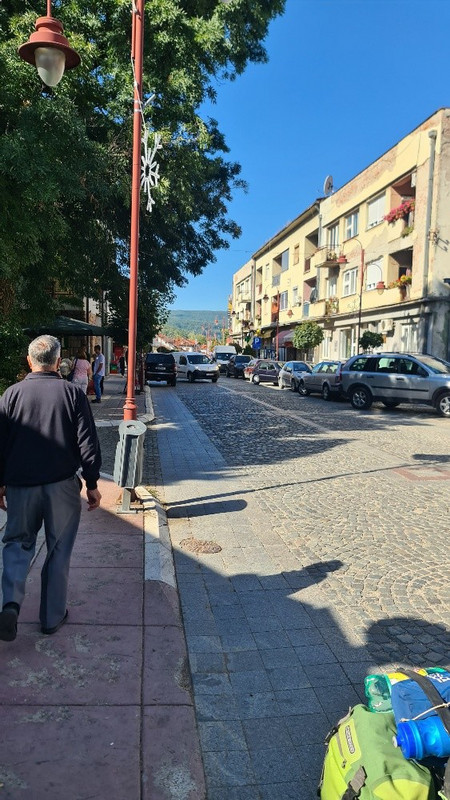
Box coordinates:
[28,335,61,367]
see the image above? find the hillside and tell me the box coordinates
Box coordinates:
[163,310,228,337]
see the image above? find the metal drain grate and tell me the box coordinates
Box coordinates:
[179,537,222,554]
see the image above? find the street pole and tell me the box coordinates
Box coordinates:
[356,247,365,354]
[123,0,144,421]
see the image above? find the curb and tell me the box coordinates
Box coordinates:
[135,485,176,588]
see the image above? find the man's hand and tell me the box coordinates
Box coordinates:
[0,486,6,511]
[86,488,101,510]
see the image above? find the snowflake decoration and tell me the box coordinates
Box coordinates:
[141,129,162,212]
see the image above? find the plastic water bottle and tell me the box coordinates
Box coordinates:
[395,717,450,760]
[364,668,445,713]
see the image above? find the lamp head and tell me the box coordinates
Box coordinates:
[19,16,80,87]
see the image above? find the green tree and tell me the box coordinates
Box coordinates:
[0,0,285,384]
[359,331,384,351]
[292,321,324,354]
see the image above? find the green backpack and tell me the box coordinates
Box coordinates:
[319,704,436,799]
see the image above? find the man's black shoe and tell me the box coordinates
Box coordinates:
[91,398,101,403]
[41,609,68,635]
[0,608,18,642]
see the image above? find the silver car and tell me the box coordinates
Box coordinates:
[341,352,450,416]
[278,361,312,391]
[297,360,345,400]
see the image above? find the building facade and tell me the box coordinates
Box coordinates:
[230,109,450,363]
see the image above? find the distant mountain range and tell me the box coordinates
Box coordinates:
[163,310,228,337]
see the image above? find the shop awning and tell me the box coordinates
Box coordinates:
[275,329,296,346]
[24,316,108,336]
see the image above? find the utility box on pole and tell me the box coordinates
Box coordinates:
[114,420,147,510]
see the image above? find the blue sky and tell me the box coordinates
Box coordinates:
[170,0,450,311]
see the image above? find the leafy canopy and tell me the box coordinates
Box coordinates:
[0,0,285,377]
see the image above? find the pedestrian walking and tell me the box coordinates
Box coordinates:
[92,343,105,403]
[0,335,101,642]
[71,347,92,394]
[118,353,125,377]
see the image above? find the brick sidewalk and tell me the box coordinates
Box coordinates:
[0,377,205,799]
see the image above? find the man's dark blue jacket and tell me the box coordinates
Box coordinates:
[0,372,101,489]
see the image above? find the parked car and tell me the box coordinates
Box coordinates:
[243,358,258,381]
[226,354,252,378]
[278,361,313,391]
[145,352,177,386]
[172,352,219,382]
[297,360,345,400]
[341,352,450,416]
[250,359,283,386]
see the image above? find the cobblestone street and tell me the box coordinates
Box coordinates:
[150,379,449,800]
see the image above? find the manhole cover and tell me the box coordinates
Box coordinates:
[179,537,222,554]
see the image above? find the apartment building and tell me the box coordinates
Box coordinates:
[230,108,450,363]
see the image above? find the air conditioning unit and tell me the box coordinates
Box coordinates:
[380,318,394,333]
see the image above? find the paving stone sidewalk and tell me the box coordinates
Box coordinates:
[150,385,450,800]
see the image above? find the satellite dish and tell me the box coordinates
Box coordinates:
[323,175,334,195]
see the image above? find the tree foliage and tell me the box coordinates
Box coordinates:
[0,0,285,381]
[359,331,384,351]
[292,321,324,352]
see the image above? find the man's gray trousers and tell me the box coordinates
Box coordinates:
[1,476,82,629]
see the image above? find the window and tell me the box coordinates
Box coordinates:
[265,264,270,280]
[401,323,418,353]
[345,210,359,240]
[342,268,358,296]
[280,291,288,311]
[292,286,299,306]
[349,356,371,372]
[327,275,337,298]
[365,258,383,290]
[367,193,385,228]
[293,245,299,265]
[280,249,289,272]
[328,223,339,251]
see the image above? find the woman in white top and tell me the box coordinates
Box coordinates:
[71,348,92,394]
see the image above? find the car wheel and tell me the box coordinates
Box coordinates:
[382,399,400,408]
[212,377,218,383]
[187,372,194,383]
[435,390,450,417]
[350,385,373,410]
[322,383,331,401]
[252,374,260,385]
[234,373,238,378]
[290,380,296,392]
[278,377,283,388]
[298,381,309,396]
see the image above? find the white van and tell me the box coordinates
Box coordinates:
[212,345,237,373]
[172,352,219,383]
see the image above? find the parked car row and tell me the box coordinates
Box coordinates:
[145,350,450,416]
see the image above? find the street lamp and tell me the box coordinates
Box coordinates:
[18,1,80,87]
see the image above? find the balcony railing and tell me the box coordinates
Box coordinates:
[325,298,339,315]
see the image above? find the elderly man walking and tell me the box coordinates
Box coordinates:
[0,335,102,642]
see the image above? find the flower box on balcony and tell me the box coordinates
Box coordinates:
[384,199,415,224]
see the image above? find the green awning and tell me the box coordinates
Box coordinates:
[24,316,108,336]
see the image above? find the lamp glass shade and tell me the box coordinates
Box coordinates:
[35,46,66,86]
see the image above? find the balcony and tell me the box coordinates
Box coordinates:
[310,248,340,270]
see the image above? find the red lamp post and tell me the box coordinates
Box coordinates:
[123,0,145,421]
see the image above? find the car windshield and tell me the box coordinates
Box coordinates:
[293,363,309,371]
[216,354,231,362]
[236,356,251,363]
[416,355,450,374]
[187,354,211,365]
